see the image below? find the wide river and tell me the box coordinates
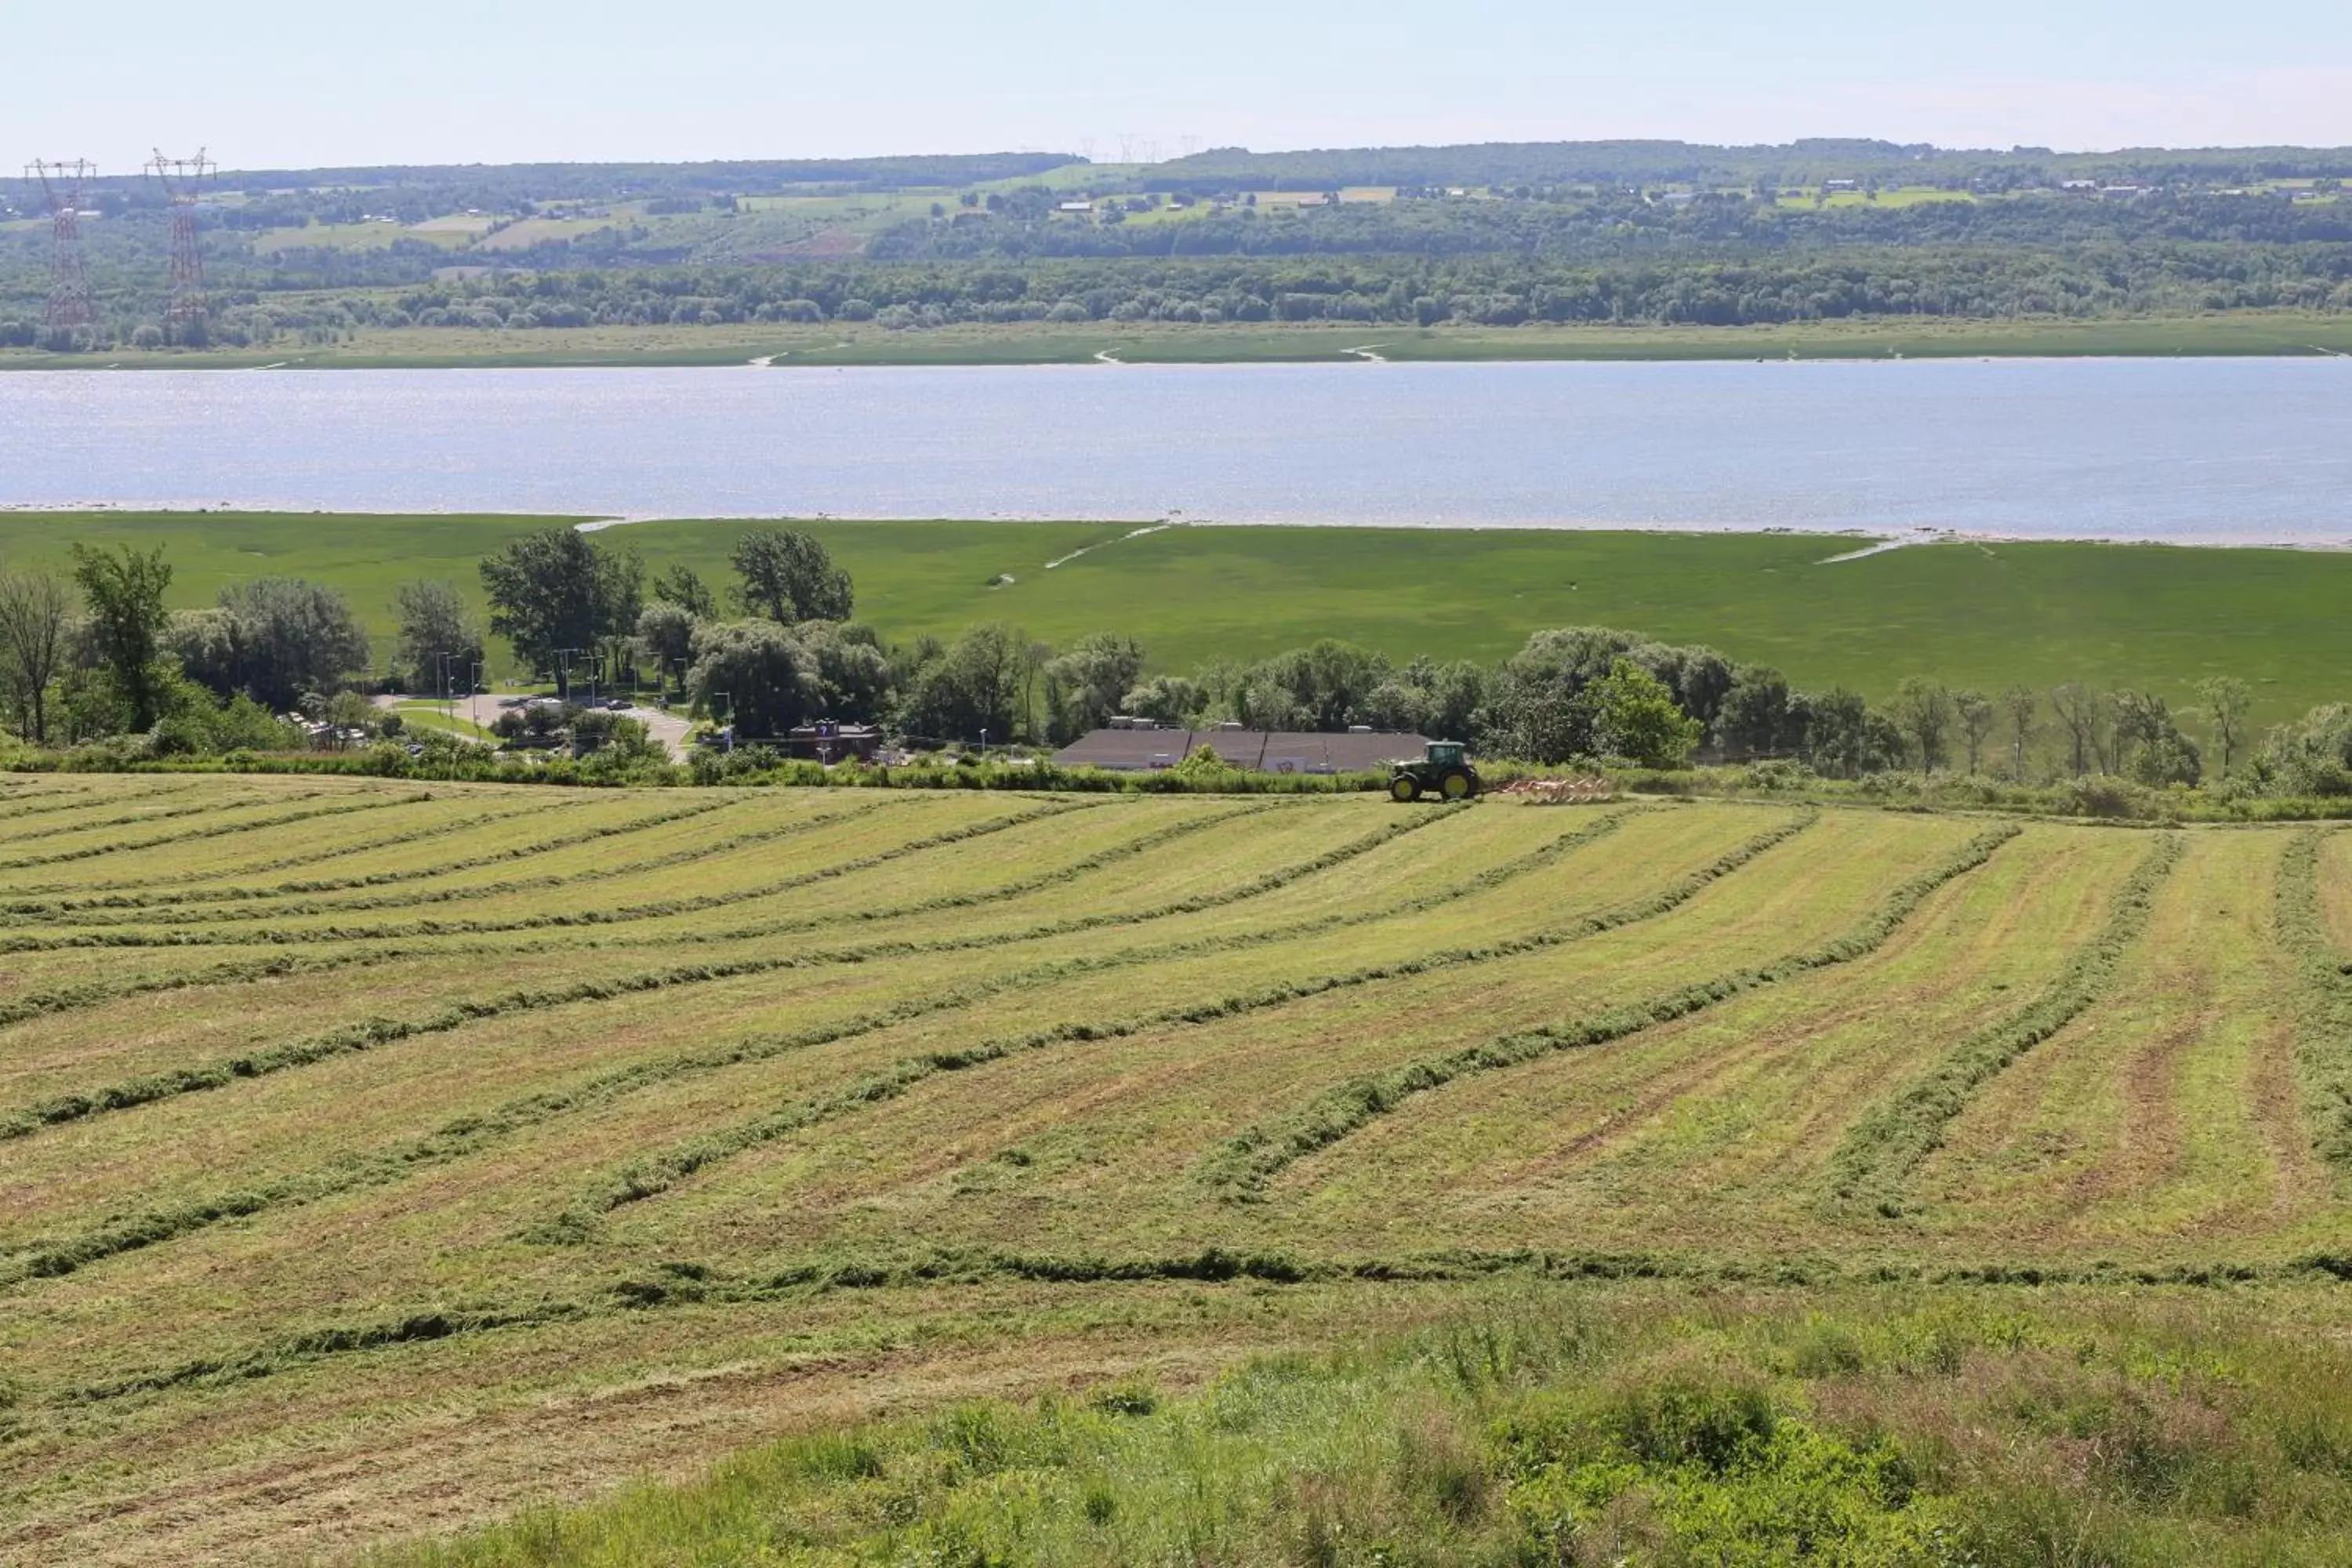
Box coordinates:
[3,357,2347,543]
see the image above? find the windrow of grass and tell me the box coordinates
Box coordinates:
[2277,829,2352,1179]
[0,793,760,916]
[0,807,1257,1038]
[0,790,673,900]
[0,809,1618,1286]
[1821,832,2187,1218]
[0,798,1061,1142]
[8,779,2348,1565]
[1195,824,2023,1203]
[1264,824,2154,1264]
[0,790,402,872]
[0,803,1443,1132]
[0,786,244,844]
[564,810,1815,1226]
[0,793,1087,949]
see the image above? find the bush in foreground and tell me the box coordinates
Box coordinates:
[379,1288,2352,1566]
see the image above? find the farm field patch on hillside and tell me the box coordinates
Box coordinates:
[0,775,2347,1563]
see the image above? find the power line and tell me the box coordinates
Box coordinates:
[147,148,217,330]
[24,160,96,334]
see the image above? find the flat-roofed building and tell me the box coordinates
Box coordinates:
[1051,725,1431,774]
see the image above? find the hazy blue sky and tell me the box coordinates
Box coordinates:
[10,0,2350,172]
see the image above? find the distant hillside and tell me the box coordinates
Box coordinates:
[1149,138,2352,191]
[34,152,1087,203]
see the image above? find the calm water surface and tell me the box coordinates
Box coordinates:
[2,358,2347,543]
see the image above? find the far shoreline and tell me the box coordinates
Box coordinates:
[4,311,2352,372]
[3,506,2348,554]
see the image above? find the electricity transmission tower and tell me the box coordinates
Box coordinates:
[25,160,96,332]
[147,148,217,327]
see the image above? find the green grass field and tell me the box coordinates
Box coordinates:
[6,312,2352,370]
[0,776,2348,1562]
[2,513,2347,724]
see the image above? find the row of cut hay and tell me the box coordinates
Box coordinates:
[1903,832,2330,1258]
[1262,825,2156,1259]
[0,802,1866,1343]
[0,804,1543,1269]
[0,800,1427,1108]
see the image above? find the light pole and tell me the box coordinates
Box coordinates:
[468,660,483,730]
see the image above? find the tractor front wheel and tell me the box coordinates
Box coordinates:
[1439,769,1476,801]
[1390,773,1421,803]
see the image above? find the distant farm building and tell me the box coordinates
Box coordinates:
[1053,722,1432,775]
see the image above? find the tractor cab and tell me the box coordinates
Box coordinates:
[1389,739,1481,803]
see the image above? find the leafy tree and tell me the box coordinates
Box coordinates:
[652,563,717,619]
[1590,658,1702,768]
[393,579,484,694]
[182,579,373,712]
[2001,685,2038,778]
[2254,703,2352,797]
[685,619,818,739]
[1476,626,1647,763]
[1360,657,1486,740]
[729,528,853,623]
[162,609,239,698]
[796,620,895,723]
[2113,690,2200,786]
[479,528,643,697]
[1121,675,1202,726]
[2048,683,2107,775]
[0,564,71,742]
[1955,689,1995,774]
[635,601,700,685]
[897,622,1025,746]
[1795,688,1891,779]
[1713,664,1799,759]
[2196,676,2252,776]
[1231,639,1391,731]
[69,543,174,731]
[1888,677,1956,772]
[1629,641,1736,728]
[1044,633,1147,742]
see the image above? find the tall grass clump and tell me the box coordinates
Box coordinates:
[373,1287,2352,1567]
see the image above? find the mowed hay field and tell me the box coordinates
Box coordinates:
[2,775,2352,1562]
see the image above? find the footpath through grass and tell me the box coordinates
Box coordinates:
[2,515,2348,724]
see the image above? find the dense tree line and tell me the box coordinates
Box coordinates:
[1147,139,2352,196]
[7,533,2352,805]
[14,177,2352,349]
[20,241,2342,353]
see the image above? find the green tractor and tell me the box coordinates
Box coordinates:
[1389,740,1480,803]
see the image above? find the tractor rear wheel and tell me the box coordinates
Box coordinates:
[1390,773,1421,803]
[1439,769,1476,800]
